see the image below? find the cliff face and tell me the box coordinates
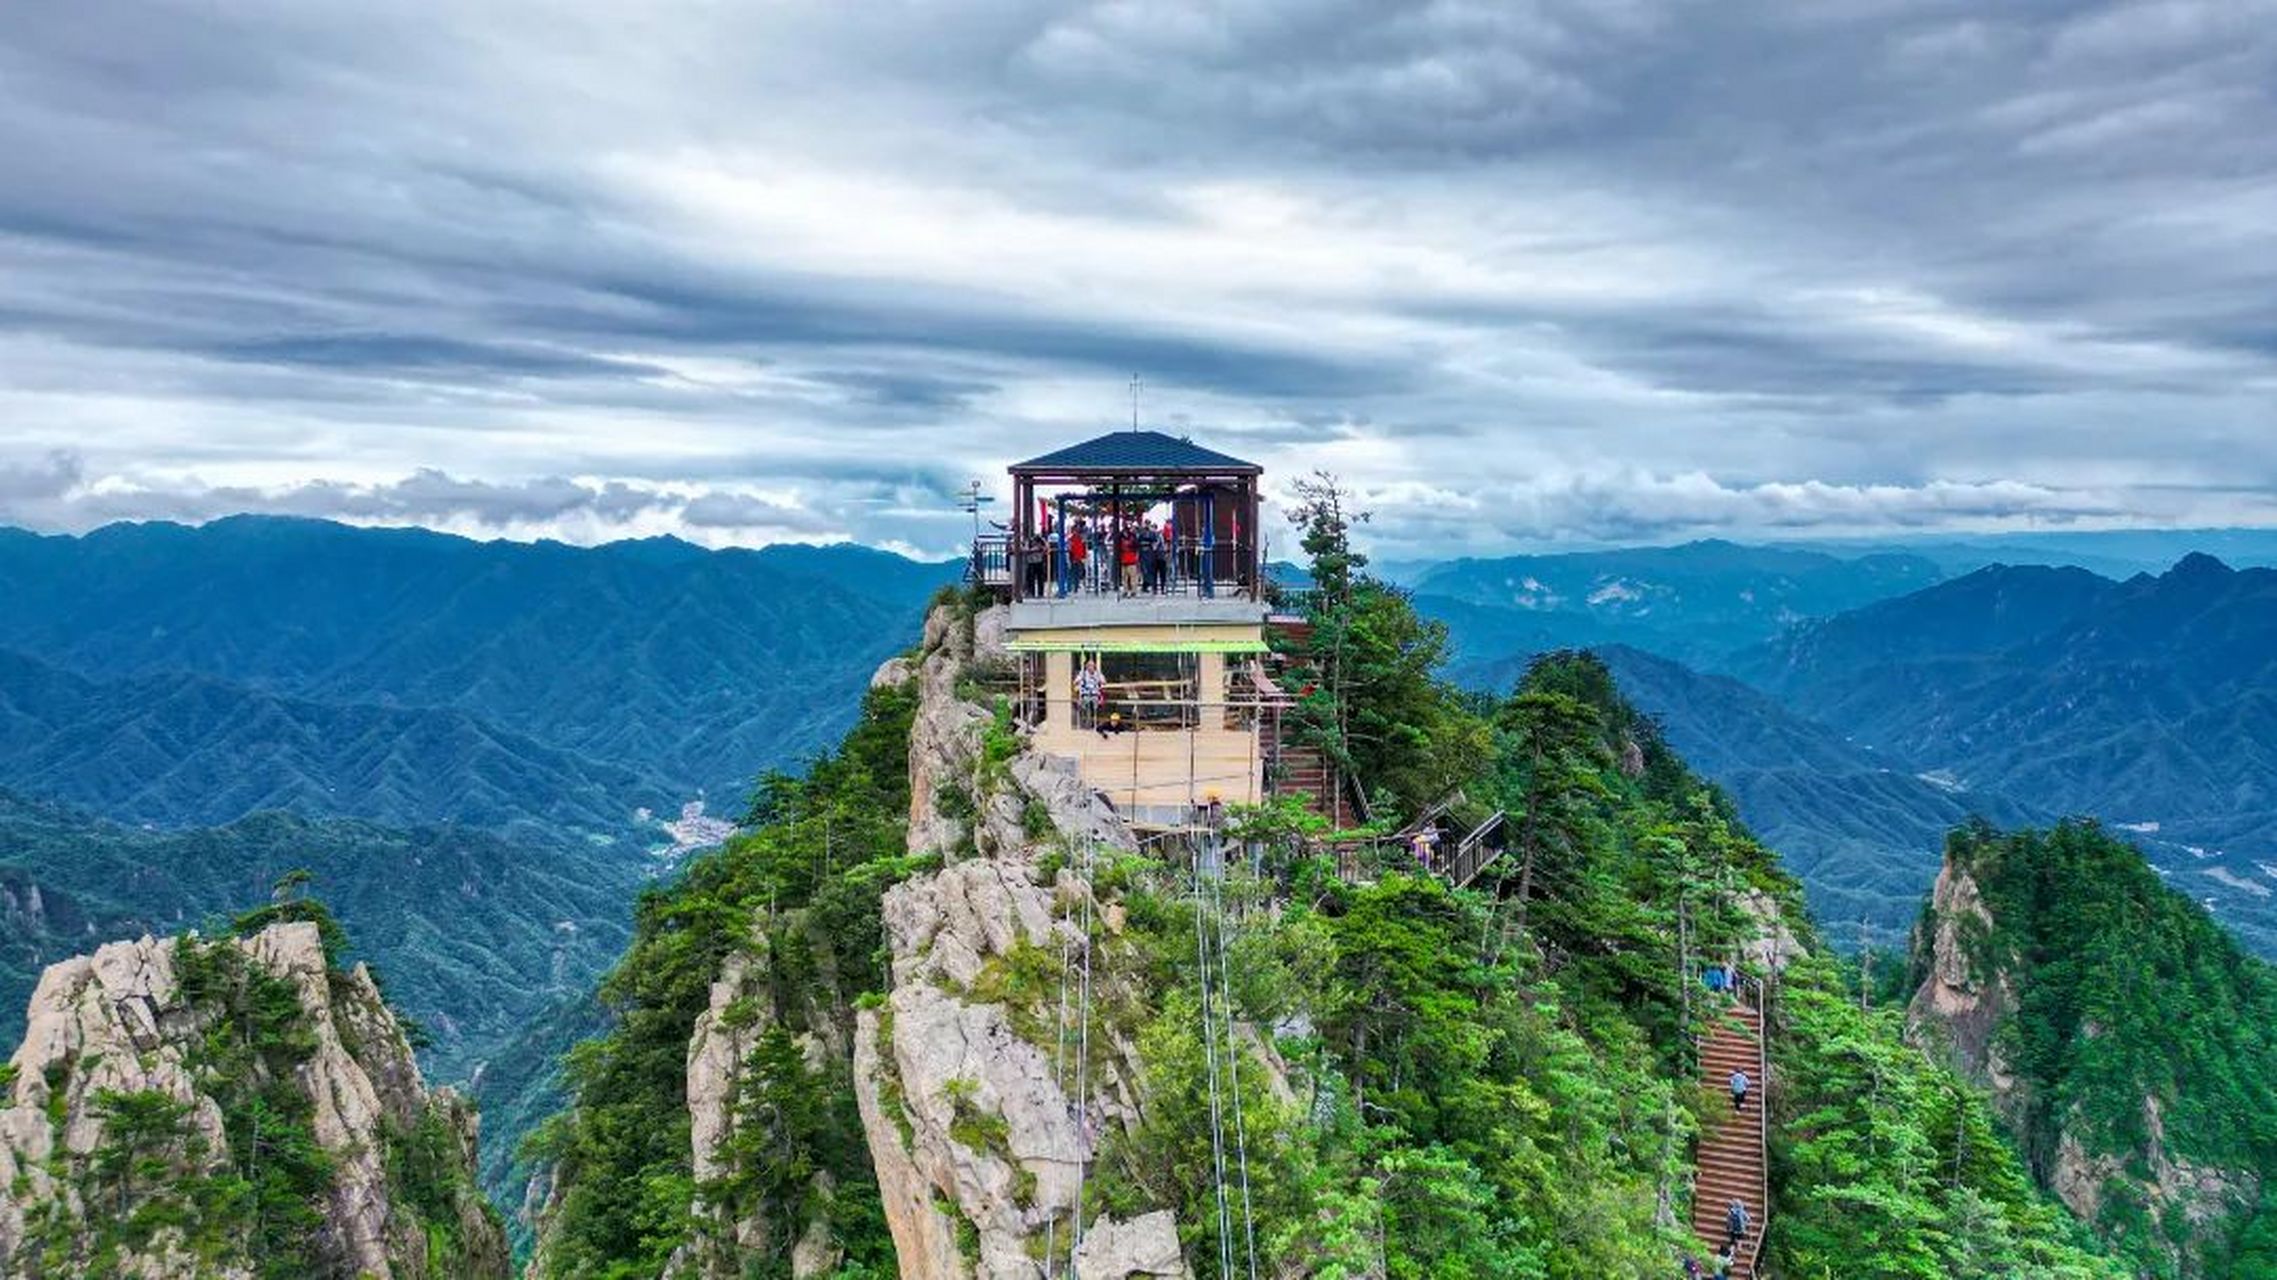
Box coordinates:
[0,918,507,1279]
[1905,830,2268,1277]
[852,603,1188,1279]
[551,600,1190,1280]
[1905,856,2022,1115]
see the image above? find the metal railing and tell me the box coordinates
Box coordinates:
[980,535,1264,600]
[968,534,1014,587]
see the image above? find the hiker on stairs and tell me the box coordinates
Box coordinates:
[1729,1067,1752,1113]
[1724,1198,1749,1251]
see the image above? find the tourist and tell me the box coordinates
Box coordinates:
[1730,1067,1751,1113]
[1068,523,1089,594]
[1138,520,1163,592]
[1075,659,1104,729]
[1022,530,1047,597]
[1117,523,1140,596]
[1725,1199,1749,1250]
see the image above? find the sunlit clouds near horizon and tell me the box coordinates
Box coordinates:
[2,0,2273,558]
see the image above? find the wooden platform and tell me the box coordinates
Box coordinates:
[1031,722,1263,824]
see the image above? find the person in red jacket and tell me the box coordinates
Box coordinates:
[1117,524,1139,596]
[1067,524,1088,593]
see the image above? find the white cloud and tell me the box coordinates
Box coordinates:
[0,0,2270,554]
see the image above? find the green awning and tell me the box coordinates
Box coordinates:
[1007,637,1269,654]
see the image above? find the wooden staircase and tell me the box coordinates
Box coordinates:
[1693,981,1769,1278]
[1266,719,1359,831]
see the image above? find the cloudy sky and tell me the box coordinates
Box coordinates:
[2,0,2272,558]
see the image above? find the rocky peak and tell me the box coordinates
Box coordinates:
[852,601,1190,1278]
[1905,856,2021,1111]
[0,919,507,1279]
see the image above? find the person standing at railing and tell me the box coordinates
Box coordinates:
[1068,523,1089,595]
[1022,531,1047,597]
[1160,516,1178,590]
[1116,523,1140,596]
[1138,520,1164,593]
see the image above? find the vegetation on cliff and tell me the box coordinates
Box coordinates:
[526,503,2136,1279]
[1917,820,2277,1276]
[0,887,505,1279]
[528,679,923,1278]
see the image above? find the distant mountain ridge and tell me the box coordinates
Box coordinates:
[1738,555,2277,953]
[0,647,670,839]
[0,516,955,804]
[1413,538,1946,666]
[1588,644,2052,938]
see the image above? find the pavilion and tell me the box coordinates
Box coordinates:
[975,429,1288,828]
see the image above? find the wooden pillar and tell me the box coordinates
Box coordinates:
[1197,650,1225,733]
[1044,650,1073,733]
[1012,477,1028,599]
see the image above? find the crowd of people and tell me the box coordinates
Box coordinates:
[1016,511,1223,598]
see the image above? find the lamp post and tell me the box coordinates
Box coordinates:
[959,480,996,586]
[958,479,995,542]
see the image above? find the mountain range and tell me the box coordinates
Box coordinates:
[0,516,954,805]
[3,514,2274,1276]
[1732,554,2277,953]
[0,648,671,840]
[1410,538,1947,667]
[1417,548,2277,957]
[0,517,957,1103]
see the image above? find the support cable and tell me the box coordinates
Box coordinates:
[1072,838,1099,1262]
[1044,838,1078,1276]
[1210,839,1261,1280]
[1192,858,1236,1279]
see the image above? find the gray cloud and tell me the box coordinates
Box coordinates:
[0,0,2272,557]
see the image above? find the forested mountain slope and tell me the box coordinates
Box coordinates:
[0,517,953,800]
[524,568,2123,1277]
[0,648,670,839]
[1910,821,2277,1277]
[0,791,635,1081]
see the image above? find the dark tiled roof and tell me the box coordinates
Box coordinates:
[1012,429,1260,474]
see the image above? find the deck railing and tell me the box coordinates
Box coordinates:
[979,535,1264,600]
[968,534,1014,588]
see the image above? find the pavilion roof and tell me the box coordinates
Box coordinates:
[1010,429,1260,478]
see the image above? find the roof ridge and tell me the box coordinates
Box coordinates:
[1011,428,1261,474]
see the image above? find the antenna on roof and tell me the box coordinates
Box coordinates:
[1129,374,1142,432]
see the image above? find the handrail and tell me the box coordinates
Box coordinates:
[1740,974,1770,1276]
[1444,810,1506,887]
